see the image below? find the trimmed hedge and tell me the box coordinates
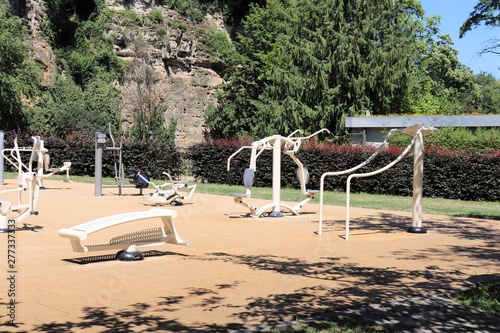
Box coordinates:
[2,133,182,180]
[185,139,499,202]
[3,133,498,202]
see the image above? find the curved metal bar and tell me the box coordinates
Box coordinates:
[343,130,421,239]
[318,129,397,235]
[227,146,252,171]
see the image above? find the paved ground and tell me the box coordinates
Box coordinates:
[0,179,498,332]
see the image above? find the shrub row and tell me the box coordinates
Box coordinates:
[185,139,499,202]
[3,134,498,202]
[2,133,182,180]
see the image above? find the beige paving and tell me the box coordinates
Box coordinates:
[0,179,498,332]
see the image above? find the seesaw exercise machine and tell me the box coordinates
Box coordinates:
[0,136,42,232]
[318,124,437,240]
[228,129,331,218]
[58,208,190,261]
[61,128,190,260]
[94,126,149,196]
[137,171,197,206]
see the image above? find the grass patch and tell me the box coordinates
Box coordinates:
[3,172,499,220]
[193,183,499,220]
[456,283,500,318]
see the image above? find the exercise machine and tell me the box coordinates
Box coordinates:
[227,129,331,218]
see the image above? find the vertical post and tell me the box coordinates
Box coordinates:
[37,138,45,189]
[408,130,426,233]
[95,130,106,196]
[269,135,283,217]
[0,131,7,231]
[0,130,4,186]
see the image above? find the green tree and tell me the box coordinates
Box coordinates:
[460,0,500,55]
[206,0,423,139]
[28,74,86,136]
[32,0,123,137]
[475,72,500,114]
[205,0,289,138]
[0,1,41,130]
[256,0,422,136]
[27,72,121,137]
[402,15,480,115]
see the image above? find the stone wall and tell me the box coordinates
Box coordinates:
[17,0,227,150]
[112,7,226,150]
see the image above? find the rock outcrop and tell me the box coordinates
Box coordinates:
[17,0,227,150]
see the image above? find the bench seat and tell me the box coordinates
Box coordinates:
[59,208,189,253]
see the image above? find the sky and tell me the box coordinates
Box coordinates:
[419,0,499,78]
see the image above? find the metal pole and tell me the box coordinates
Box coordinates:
[95,130,106,196]
[408,130,426,233]
[0,130,4,186]
[269,135,283,217]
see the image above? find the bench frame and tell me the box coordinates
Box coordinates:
[58,208,189,260]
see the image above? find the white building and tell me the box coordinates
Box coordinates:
[345,115,500,145]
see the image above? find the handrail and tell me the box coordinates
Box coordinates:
[318,129,397,235]
[343,129,421,240]
[227,146,252,171]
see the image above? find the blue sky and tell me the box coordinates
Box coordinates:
[419,0,499,78]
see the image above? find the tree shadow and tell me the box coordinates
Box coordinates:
[27,301,245,333]
[5,211,498,332]
[4,247,497,332]
[196,252,473,325]
[324,211,499,248]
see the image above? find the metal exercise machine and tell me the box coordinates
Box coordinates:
[0,136,42,232]
[227,129,331,218]
[94,126,149,196]
[318,124,437,239]
[139,172,197,206]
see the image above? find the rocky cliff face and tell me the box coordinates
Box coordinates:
[18,0,227,150]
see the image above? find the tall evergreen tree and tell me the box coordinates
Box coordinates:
[206,0,422,139]
[257,0,420,136]
[205,0,290,139]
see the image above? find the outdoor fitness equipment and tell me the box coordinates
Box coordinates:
[0,136,42,232]
[94,126,149,196]
[33,138,72,189]
[59,208,190,261]
[318,124,437,240]
[227,129,331,218]
[139,172,197,206]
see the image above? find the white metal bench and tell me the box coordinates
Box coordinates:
[58,208,189,260]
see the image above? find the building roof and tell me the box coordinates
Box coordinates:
[345,115,500,128]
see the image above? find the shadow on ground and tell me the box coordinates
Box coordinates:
[2,212,497,332]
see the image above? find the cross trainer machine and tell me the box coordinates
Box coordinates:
[227,129,330,218]
[94,126,149,196]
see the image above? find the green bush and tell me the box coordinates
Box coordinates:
[2,133,182,180]
[186,139,499,202]
[27,73,120,138]
[147,9,164,24]
[387,127,500,153]
[119,9,142,26]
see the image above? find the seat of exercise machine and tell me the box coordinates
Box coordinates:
[129,172,150,188]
